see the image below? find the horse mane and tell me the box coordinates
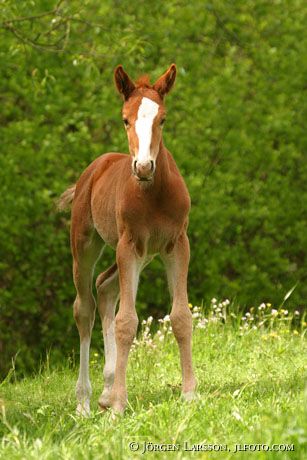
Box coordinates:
[135,75,152,89]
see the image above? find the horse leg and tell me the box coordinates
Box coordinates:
[96,263,119,409]
[162,232,197,400]
[73,231,103,416]
[110,234,143,414]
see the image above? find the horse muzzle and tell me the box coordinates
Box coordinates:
[133,159,155,181]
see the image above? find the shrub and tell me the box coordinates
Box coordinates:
[1,0,306,376]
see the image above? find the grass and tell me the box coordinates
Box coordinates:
[0,301,306,459]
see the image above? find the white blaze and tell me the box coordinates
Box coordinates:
[135,97,159,163]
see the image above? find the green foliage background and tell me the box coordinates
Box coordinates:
[1,0,306,376]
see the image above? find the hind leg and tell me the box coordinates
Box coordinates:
[73,231,103,416]
[96,263,119,409]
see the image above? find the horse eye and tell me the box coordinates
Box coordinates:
[123,118,129,127]
[160,118,166,126]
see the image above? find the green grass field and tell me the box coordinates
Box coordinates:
[1,302,306,459]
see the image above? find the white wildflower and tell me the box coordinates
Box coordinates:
[34,438,43,450]
[232,410,243,422]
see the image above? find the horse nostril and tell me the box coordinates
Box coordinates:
[150,160,155,172]
[133,159,137,174]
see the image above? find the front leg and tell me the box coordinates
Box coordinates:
[110,234,142,414]
[162,232,197,400]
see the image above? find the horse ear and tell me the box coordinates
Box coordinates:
[153,64,177,98]
[114,65,135,100]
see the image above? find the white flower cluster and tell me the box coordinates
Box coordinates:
[129,300,305,351]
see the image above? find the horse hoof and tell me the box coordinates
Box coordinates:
[182,391,198,402]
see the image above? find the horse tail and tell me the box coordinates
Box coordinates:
[57,184,76,212]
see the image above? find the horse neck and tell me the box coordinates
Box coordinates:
[152,140,171,188]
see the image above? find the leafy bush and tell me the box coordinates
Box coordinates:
[1,0,306,376]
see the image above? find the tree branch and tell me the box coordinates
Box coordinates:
[1,0,63,25]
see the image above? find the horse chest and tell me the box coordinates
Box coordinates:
[120,202,186,255]
[122,198,185,230]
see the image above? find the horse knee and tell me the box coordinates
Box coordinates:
[170,309,192,343]
[115,313,138,347]
[73,295,96,318]
[73,295,96,332]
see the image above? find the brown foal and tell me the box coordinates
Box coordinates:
[59,64,197,415]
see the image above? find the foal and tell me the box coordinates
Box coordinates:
[59,64,197,415]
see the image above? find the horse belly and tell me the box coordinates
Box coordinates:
[91,195,118,249]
